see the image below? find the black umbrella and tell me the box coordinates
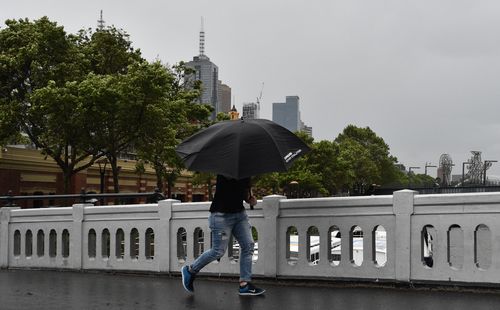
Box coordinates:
[175,119,311,179]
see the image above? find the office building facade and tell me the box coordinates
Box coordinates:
[186,55,219,119]
[242,102,259,119]
[273,96,301,132]
[218,82,231,113]
[273,96,312,136]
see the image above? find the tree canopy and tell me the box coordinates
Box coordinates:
[0,17,101,192]
[255,125,408,198]
[0,17,212,193]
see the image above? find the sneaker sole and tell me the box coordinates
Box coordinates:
[239,290,266,296]
[181,266,194,293]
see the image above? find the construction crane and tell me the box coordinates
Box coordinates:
[256,82,264,106]
[256,82,264,118]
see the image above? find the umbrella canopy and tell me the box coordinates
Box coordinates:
[175,119,311,179]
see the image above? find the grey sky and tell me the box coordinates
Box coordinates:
[2,0,500,178]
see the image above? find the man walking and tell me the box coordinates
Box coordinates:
[181,174,265,296]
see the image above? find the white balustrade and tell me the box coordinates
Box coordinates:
[1,190,500,286]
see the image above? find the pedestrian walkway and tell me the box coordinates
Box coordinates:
[0,269,499,310]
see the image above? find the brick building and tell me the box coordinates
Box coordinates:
[0,146,209,208]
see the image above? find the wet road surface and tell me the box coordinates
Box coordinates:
[0,269,500,310]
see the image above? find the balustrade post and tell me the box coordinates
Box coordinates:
[393,190,416,282]
[158,199,177,273]
[0,207,20,268]
[261,195,285,278]
[71,204,90,270]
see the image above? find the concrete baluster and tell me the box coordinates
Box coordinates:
[0,207,20,268]
[261,195,285,278]
[71,204,89,270]
[393,190,416,282]
[158,199,177,273]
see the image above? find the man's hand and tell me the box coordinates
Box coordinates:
[247,195,257,206]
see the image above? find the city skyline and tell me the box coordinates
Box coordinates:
[2,1,500,177]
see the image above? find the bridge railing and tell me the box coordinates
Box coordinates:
[1,190,500,286]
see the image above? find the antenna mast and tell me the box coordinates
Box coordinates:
[199,17,205,56]
[97,10,105,30]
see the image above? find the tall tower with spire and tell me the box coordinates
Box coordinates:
[199,17,205,56]
[185,17,220,120]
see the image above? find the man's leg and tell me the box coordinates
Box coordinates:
[232,211,265,296]
[190,212,231,273]
[182,212,231,293]
[231,211,254,283]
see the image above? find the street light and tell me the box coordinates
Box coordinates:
[483,160,498,185]
[424,162,437,176]
[96,158,108,205]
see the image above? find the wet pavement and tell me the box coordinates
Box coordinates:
[0,269,500,310]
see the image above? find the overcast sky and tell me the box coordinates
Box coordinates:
[2,0,500,178]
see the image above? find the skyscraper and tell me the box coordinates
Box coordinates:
[218,82,231,113]
[185,18,220,120]
[273,96,312,136]
[273,96,301,132]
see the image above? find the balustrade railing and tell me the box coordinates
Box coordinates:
[1,190,500,287]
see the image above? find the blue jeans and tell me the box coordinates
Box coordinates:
[190,211,254,282]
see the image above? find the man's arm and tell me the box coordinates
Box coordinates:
[243,178,257,206]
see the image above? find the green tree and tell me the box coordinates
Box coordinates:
[254,132,328,198]
[216,112,230,121]
[0,17,103,192]
[334,125,400,194]
[73,26,150,193]
[83,61,180,193]
[303,139,339,195]
[134,62,212,195]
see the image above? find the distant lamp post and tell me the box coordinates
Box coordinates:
[462,161,471,186]
[483,160,498,185]
[424,162,437,176]
[96,158,108,206]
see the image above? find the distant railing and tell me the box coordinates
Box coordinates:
[374,185,500,195]
[2,190,500,287]
[0,190,165,208]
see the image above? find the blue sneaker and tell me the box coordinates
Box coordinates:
[181,266,195,293]
[238,282,265,296]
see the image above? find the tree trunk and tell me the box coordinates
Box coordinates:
[62,169,73,194]
[108,156,120,193]
[154,163,164,192]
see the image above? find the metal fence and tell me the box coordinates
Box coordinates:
[0,190,165,208]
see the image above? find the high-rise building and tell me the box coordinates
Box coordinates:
[242,102,259,119]
[273,96,301,132]
[301,121,313,137]
[273,96,312,136]
[218,82,231,114]
[185,18,220,120]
